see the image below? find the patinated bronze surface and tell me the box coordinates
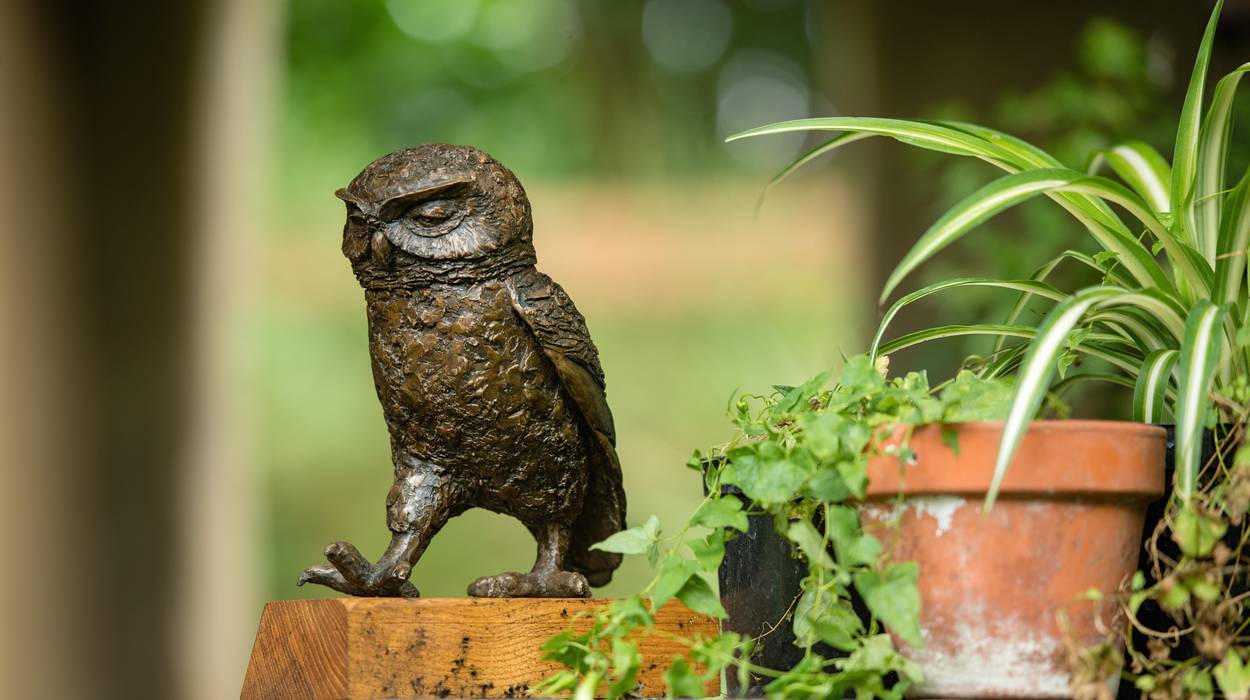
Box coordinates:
[297,145,626,598]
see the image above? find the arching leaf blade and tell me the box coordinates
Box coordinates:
[987,287,1123,511]
[1195,64,1250,254]
[1172,0,1224,248]
[1091,141,1173,214]
[870,278,1064,360]
[1132,350,1180,422]
[1174,301,1228,503]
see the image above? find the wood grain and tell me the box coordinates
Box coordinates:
[240,598,720,699]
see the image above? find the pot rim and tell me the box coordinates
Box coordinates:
[864,419,1167,500]
[904,418,1166,437]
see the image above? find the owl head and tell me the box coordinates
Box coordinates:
[337,145,533,272]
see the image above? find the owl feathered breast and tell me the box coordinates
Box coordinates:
[505,267,625,584]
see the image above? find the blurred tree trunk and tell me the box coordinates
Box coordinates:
[1,1,275,698]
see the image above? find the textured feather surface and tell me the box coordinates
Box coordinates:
[506,268,626,584]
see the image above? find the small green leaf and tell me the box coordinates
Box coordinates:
[662,657,705,699]
[690,497,749,532]
[652,558,697,609]
[854,562,924,648]
[687,531,725,571]
[940,425,960,456]
[1187,576,1221,603]
[1237,324,1250,348]
[825,505,880,567]
[1215,650,1250,700]
[573,671,601,700]
[835,460,868,499]
[592,515,660,555]
[608,639,641,699]
[793,588,863,651]
[802,466,851,501]
[723,448,808,506]
[785,519,835,569]
[1183,667,1215,695]
[839,634,925,684]
[1173,506,1228,557]
[1160,580,1191,610]
[675,574,727,618]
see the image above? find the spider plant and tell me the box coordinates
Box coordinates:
[729,1,1247,512]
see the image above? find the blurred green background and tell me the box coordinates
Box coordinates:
[260,0,1242,605]
[263,0,857,601]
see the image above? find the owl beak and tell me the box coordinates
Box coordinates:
[370,230,393,266]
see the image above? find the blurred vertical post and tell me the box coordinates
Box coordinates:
[1,0,278,697]
[175,0,279,697]
[0,2,89,699]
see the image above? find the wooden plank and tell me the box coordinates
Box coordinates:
[241,599,349,700]
[240,598,720,699]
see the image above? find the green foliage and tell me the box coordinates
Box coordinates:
[729,4,1250,695]
[896,17,1179,379]
[730,0,1248,512]
[541,356,1016,698]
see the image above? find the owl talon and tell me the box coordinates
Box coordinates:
[296,540,421,597]
[467,570,590,598]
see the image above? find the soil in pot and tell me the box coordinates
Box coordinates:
[860,421,1165,698]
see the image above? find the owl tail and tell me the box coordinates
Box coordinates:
[569,432,627,587]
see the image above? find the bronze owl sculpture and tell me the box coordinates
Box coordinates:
[297,145,625,598]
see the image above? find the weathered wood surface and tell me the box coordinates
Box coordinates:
[240,598,720,699]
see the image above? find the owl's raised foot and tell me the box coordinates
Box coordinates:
[296,540,420,597]
[467,570,590,598]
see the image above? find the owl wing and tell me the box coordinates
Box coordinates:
[505,268,626,586]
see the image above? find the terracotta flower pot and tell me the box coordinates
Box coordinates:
[861,421,1165,698]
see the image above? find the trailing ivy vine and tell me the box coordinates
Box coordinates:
[538,356,1016,699]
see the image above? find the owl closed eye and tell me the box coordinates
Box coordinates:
[410,200,452,224]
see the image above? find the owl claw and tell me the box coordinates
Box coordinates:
[297,540,420,598]
[467,570,590,598]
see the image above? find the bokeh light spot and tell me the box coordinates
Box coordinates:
[717,49,810,168]
[641,0,733,72]
[386,0,481,43]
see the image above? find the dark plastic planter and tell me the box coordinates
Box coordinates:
[1119,425,1247,698]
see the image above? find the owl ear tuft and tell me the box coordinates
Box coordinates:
[335,187,366,208]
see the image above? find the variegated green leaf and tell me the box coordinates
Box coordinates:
[877,322,1128,359]
[758,132,874,209]
[993,250,1132,354]
[880,169,1172,303]
[870,278,1064,360]
[1172,0,1224,249]
[734,118,1174,295]
[726,117,1001,161]
[1195,64,1250,254]
[1087,310,1168,352]
[1093,289,1188,341]
[1215,168,1250,305]
[1090,141,1173,214]
[876,324,1035,356]
[1174,301,1228,503]
[987,287,1123,510]
[1053,372,1136,397]
[1132,350,1179,422]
